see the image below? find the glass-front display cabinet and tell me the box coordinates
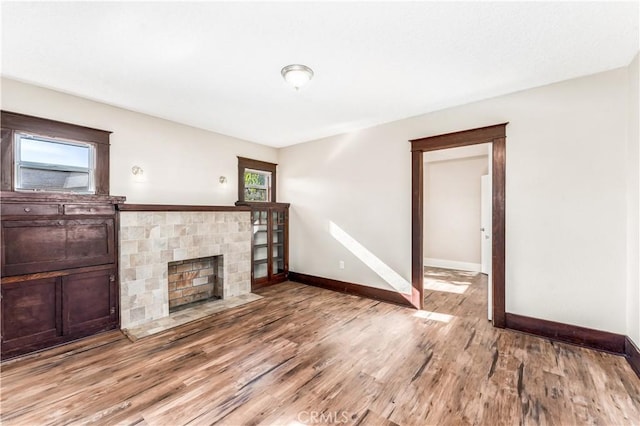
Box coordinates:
[247,203,289,289]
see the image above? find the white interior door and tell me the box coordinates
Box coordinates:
[481,174,492,320]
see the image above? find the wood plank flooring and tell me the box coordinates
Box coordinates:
[2,273,639,425]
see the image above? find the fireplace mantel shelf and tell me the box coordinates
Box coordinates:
[117,204,251,212]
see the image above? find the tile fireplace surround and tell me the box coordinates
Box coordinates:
[118,205,252,329]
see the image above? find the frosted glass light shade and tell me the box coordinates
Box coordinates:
[281,64,314,90]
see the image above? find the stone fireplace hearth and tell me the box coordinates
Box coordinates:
[118,208,252,329]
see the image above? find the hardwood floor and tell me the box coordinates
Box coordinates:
[2,275,639,425]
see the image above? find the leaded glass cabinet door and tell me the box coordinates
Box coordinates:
[247,203,289,290]
[252,209,269,283]
[272,209,287,278]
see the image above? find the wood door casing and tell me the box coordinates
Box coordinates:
[410,124,507,327]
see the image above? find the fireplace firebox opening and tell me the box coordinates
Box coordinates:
[168,255,223,312]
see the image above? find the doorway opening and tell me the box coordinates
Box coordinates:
[410,123,507,327]
[423,145,492,321]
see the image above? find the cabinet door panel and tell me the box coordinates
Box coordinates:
[62,268,117,336]
[1,277,60,349]
[1,218,115,276]
[66,224,110,258]
[3,225,66,264]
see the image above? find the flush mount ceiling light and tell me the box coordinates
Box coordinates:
[281,64,314,90]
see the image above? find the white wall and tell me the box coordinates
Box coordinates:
[0,78,278,205]
[280,66,630,334]
[627,53,640,346]
[278,127,413,294]
[2,63,636,337]
[423,155,488,270]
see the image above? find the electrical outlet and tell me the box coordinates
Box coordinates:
[339,260,345,269]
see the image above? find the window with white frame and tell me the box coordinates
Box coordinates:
[243,168,272,202]
[14,133,96,193]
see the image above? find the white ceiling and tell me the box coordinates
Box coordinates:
[1,2,638,148]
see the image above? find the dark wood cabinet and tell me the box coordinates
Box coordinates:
[1,192,124,359]
[1,277,59,354]
[62,268,118,336]
[241,202,289,290]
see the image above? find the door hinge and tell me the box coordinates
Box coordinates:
[110,307,116,315]
[109,274,115,282]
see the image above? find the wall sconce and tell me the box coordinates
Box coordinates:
[131,165,146,182]
[219,176,227,185]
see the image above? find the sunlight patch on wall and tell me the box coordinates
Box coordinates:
[329,221,411,294]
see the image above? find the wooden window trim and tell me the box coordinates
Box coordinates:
[1,111,111,195]
[237,156,277,202]
[409,123,507,328]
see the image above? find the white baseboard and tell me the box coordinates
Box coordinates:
[424,258,482,273]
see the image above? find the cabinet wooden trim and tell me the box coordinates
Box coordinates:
[236,201,290,208]
[0,264,116,285]
[1,128,13,191]
[0,191,125,204]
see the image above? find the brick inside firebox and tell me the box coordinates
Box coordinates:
[168,256,222,311]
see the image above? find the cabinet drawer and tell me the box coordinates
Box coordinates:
[64,204,115,215]
[1,203,59,216]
